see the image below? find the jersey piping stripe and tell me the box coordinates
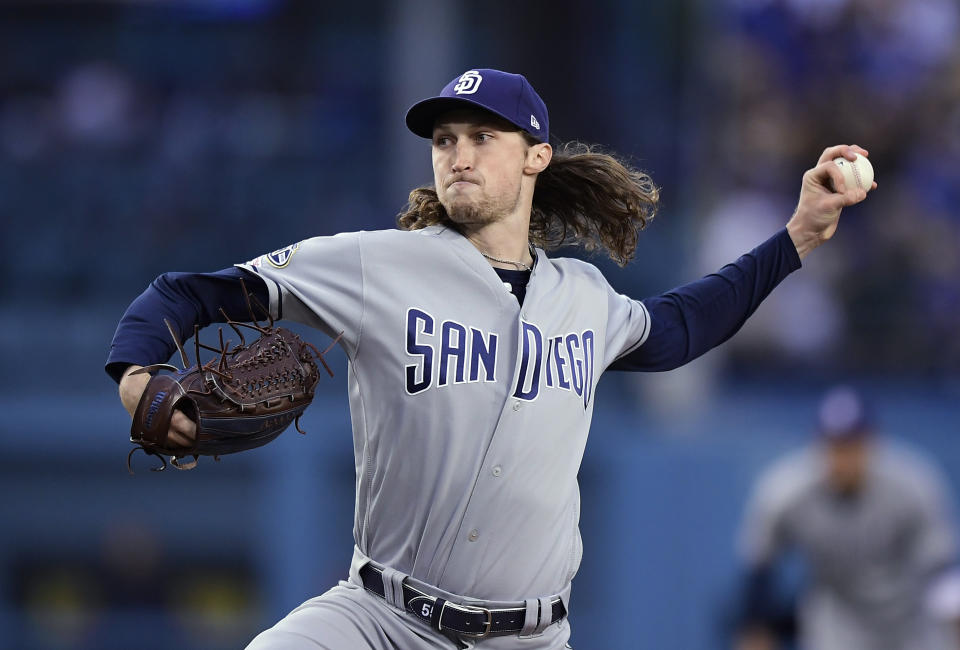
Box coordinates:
[614,300,651,361]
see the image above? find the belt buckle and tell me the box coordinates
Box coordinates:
[443,601,493,639]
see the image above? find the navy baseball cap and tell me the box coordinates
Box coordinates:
[405,68,549,143]
[816,386,873,440]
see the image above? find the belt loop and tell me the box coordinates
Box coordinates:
[379,566,408,611]
[534,596,553,635]
[431,598,447,631]
[520,598,540,637]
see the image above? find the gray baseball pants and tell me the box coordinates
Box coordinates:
[245,580,573,649]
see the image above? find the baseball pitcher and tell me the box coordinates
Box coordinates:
[107,69,875,649]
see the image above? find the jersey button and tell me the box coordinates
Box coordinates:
[492,465,502,477]
[468,529,479,542]
[512,401,521,411]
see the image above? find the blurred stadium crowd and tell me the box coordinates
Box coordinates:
[1,0,957,387]
[694,0,960,377]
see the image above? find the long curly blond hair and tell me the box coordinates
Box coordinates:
[396,139,659,266]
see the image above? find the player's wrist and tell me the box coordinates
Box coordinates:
[786,216,819,261]
[118,365,149,418]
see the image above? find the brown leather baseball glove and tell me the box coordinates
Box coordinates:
[127,290,339,473]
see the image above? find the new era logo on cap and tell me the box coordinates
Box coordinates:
[405,68,549,143]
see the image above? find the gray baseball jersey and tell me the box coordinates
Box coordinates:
[239,224,650,602]
[738,441,958,650]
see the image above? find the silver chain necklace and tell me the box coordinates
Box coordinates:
[479,246,535,272]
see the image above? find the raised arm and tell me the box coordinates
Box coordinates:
[610,145,874,372]
[611,228,799,371]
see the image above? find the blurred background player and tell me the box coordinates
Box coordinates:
[734,386,959,650]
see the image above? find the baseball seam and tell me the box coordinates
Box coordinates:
[851,161,863,190]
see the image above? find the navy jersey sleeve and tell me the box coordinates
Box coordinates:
[611,228,801,372]
[104,267,270,384]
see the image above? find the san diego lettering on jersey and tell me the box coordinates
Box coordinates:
[404,307,596,408]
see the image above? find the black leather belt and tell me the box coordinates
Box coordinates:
[358,562,566,638]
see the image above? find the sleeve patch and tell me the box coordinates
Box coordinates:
[249,243,301,269]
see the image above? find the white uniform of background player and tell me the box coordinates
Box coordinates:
[736,387,959,650]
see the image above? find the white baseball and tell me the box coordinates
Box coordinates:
[832,153,874,192]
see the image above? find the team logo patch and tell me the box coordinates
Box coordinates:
[454,70,482,95]
[266,243,300,268]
